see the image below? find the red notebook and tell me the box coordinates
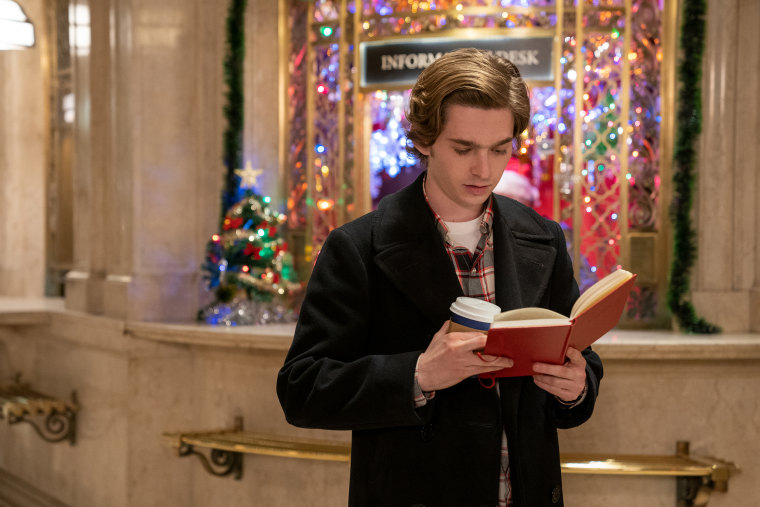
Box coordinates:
[480,270,637,379]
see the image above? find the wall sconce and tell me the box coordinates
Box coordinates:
[0,0,36,50]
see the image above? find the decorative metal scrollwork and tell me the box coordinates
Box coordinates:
[177,442,243,480]
[674,440,729,507]
[6,399,78,445]
[676,476,712,507]
[0,376,79,446]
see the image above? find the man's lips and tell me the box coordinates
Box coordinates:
[464,184,491,194]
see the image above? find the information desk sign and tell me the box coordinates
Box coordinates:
[359,35,554,90]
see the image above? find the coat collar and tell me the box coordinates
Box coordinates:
[371,173,559,327]
[372,174,462,327]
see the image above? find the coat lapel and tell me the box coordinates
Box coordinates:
[372,174,463,327]
[374,237,463,327]
[491,196,558,312]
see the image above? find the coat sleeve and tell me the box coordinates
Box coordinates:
[543,219,604,429]
[277,227,432,431]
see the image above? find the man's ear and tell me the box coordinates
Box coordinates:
[415,143,431,157]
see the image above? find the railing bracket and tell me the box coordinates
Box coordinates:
[0,373,79,446]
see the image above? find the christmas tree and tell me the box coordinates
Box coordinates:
[199,187,301,325]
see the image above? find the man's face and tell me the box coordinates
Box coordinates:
[416,104,515,221]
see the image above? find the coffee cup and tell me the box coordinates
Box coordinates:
[448,297,501,334]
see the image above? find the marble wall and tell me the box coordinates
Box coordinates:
[0,311,351,507]
[561,353,759,507]
[0,313,757,507]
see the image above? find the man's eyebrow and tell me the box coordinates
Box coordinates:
[448,137,514,148]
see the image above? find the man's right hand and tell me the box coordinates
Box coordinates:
[416,321,514,392]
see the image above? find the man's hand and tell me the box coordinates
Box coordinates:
[416,321,514,392]
[532,347,587,402]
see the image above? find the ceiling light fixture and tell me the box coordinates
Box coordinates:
[0,0,36,50]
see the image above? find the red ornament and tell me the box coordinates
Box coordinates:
[225,217,243,230]
[244,244,262,259]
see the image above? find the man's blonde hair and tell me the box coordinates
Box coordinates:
[405,48,530,163]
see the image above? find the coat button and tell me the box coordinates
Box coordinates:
[551,485,561,504]
[420,423,434,442]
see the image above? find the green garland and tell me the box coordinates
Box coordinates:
[666,0,720,333]
[220,0,248,227]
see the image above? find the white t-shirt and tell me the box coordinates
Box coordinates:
[443,214,483,254]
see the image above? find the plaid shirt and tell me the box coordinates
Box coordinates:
[432,203,496,303]
[421,179,513,506]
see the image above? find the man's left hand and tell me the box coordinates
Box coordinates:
[532,347,587,402]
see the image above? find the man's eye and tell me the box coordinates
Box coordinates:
[493,149,508,155]
[454,149,470,155]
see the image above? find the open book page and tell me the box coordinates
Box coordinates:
[570,269,633,318]
[490,318,571,328]
[492,307,567,323]
[490,270,633,325]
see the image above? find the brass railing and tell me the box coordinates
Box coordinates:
[163,418,738,507]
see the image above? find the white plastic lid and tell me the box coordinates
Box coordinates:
[449,297,501,323]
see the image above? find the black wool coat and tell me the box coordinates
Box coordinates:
[277,174,603,507]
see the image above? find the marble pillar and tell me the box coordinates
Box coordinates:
[0,0,47,298]
[244,0,282,203]
[693,0,760,332]
[64,0,230,321]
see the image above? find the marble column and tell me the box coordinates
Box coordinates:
[244,0,282,203]
[65,0,106,313]
[741,0,760,333]
[65,0,231,321]
[693,0,760,332]
[0,0,47,298]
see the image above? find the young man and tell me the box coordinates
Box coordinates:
[277,48,602,507]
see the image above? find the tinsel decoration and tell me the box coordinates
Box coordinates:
[199,299,296,326]
[666,0,720,333]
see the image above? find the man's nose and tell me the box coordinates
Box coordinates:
[471,150,490,178]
